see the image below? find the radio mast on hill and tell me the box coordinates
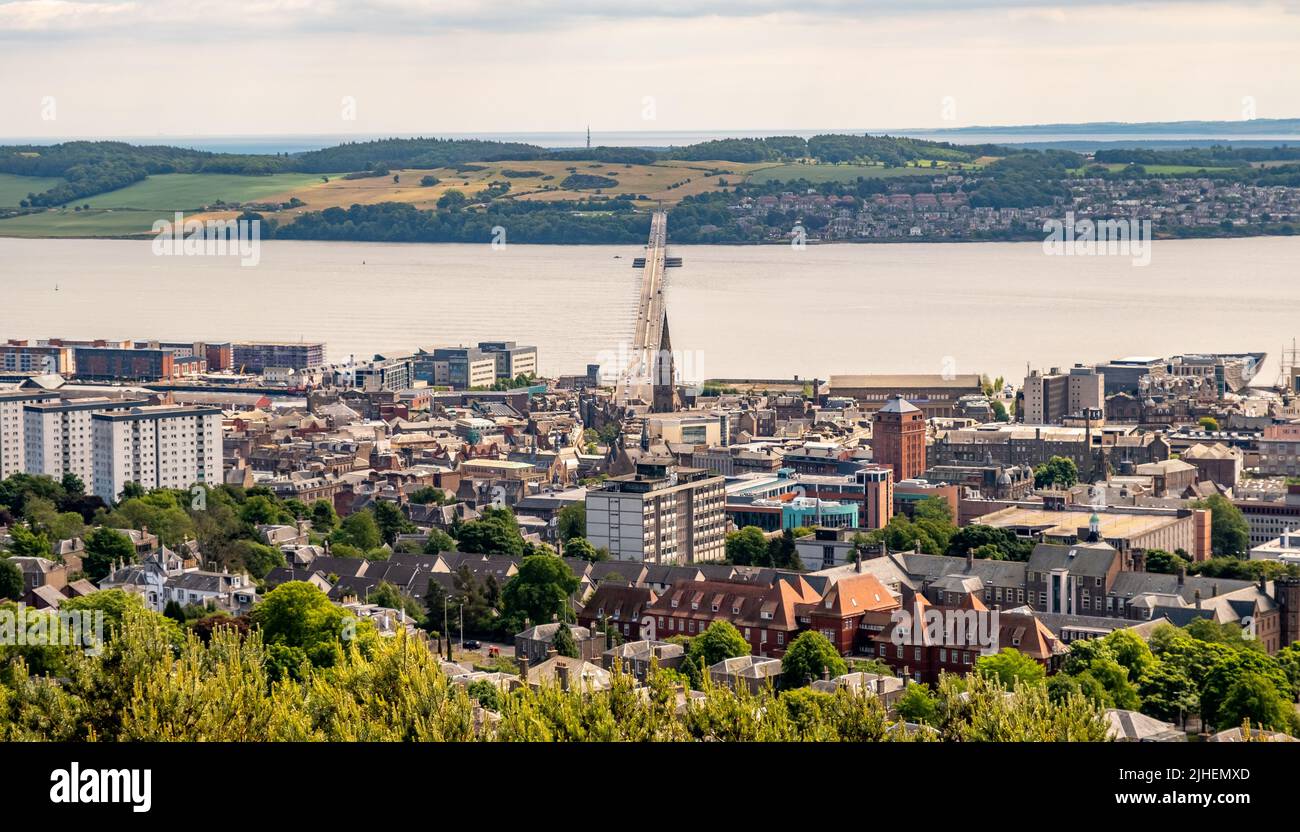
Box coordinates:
[586,125,591,149]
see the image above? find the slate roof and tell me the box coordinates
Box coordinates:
[1027,542,1118,577]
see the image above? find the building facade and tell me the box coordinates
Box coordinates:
[872,395,927,481]
[91,405,223,503]
[585,460,726,564]
[0,389,58,479]
[1022,365,1104,424]
[23,397,145,486]
[232,342,326,372]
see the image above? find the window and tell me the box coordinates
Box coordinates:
[878,644,886,656]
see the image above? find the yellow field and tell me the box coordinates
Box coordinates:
[179,158,760,227]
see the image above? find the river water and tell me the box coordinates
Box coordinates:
[1,235,1297,385]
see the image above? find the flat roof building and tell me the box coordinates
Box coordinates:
[586,459,726,564]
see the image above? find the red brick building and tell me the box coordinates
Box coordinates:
[644,577,820,656]
[794,570,900,655]
[869,593,1061,685]
[873,395,927,481]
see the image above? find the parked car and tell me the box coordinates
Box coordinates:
[463,639,481,650]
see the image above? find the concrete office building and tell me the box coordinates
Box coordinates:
[348,354,414,392]
[1022,365,1104,425]
[91,405,222,503]
[232,342,326,372]
[477,341,538,381]
[0,389,58,478]
[419,346,499,389]
[585,459,726,564]
[1096,357,1165,395]
[726,465,894,531]
[24,397,146,486]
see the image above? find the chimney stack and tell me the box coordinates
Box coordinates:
[1194,589,1202,610]
[821,667,831,682]
[518,656,530,680]
[557,661,571,692]
[855,549,863,573]
[965,550,974,572]
[1177,565,1186,587]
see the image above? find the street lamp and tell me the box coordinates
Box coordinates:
[444,595,454,661]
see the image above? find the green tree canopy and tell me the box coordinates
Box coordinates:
[0,558,23,600]
[552,622,580,658]
[1190,494,1250,557]
[781,630,848,687]
[1033,456,1079,489]
[556,503,586,542]
[500,554,579,630]
[82,526,136,581]
[975,647,1046,689]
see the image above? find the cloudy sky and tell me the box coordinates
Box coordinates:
[1,0,1298,138]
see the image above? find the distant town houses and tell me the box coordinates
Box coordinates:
[724,173,1300,242]
[7,326,1300,713]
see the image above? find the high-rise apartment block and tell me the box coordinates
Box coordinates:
[91,405,223,503]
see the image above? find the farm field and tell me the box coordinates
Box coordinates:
[0,173,65,207]
[63,172,331,210]
[0,208,170,237]
[183,159,759,226]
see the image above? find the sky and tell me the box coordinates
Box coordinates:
[1,0,1299,138]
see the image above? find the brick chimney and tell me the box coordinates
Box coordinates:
[557,661,571,692]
